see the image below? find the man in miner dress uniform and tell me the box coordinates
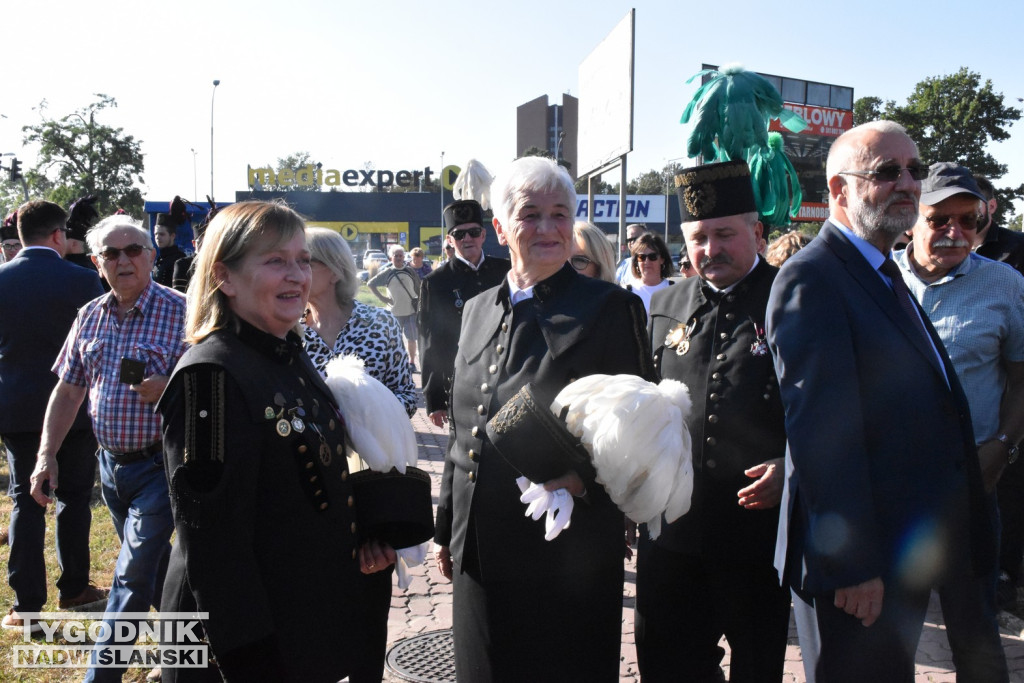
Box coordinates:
[636,159,791,682]
[417,199,509,427]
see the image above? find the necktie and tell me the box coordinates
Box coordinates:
[878,258,945,378]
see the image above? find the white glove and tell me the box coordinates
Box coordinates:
[394,542,429,589]
[516,476,574,541]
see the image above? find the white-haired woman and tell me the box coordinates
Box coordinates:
[435,157,656,682]
[157,201,395,683]
[303,227,417,416]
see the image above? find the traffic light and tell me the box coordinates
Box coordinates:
[8,158,22,183]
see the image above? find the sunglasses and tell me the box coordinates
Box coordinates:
[636,252,660,262]
[450,227,483,240]
[924,212,984,232]
[838,164,929,183]
[569,255,594,271]
[626,235,640,244]
[99,244,149,261]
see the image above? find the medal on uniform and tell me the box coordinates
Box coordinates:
[264,407,276,420]
[665,318,697,356]
[453,288,464,309]
[276,419,292,437]
[749,319,769,357]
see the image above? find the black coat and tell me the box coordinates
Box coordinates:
[647,258,786,561]
[417,255,509,414]
[158,320,389,683]
[153,244,186,287]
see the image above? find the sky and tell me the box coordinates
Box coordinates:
[4,0,1024,213]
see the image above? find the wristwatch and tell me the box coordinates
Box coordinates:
[995,434,1020,465]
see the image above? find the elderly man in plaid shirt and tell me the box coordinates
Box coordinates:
[31,214,188,682]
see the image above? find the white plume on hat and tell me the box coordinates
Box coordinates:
[551,374,694,540]
[323,355,418,473]
[452,159,494,210]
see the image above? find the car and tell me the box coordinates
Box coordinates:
[364,250,388,269]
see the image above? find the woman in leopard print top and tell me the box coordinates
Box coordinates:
[303,228,417,417]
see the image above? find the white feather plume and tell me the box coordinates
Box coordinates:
[452,159,494,210]
[551,374,694,540]
[323,355,418,473]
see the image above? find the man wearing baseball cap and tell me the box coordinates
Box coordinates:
[893,161,1023,681]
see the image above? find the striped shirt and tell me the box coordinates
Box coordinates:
[54,281,188,452]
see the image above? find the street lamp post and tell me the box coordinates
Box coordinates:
[440,150,445,218]
[210,79,220,198]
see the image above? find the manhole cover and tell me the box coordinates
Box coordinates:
[385,629,456,682]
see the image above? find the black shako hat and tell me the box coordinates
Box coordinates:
[66,195,100,242]
[486,383,591,484]
[675,159,757,222]
[443,200,484,232]
[921,162,986,206]
[1,212,18,241]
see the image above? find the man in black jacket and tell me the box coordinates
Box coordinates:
[417,200,509,426]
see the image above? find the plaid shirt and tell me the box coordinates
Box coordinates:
[54,280,188,452]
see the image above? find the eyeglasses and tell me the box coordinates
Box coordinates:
[569,255,594,271]
[636,252,660,262]
[837,164,929,183]
[99,244,149,261]
[924,212,984,232]
[449,227,483,240]
[2,242,21,252]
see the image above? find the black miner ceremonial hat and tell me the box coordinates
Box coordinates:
[443,200,484,232]
[675,160,757,222]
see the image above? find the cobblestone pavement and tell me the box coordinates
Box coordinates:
[384,378,1024,682]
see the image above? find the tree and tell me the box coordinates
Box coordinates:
[861,68,1023,226]
[1009,214,1023,233]
[853,96,883,126]
[22,94,145,216]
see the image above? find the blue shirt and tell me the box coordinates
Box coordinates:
[894,248,1024,441]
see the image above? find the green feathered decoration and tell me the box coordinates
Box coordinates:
[680,63,808,225]
[747,133,803,228]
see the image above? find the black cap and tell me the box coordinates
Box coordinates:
[66,195,100,242]
[155,213,176,228]
[675,160,757,222]
[443,200,484,232]
[1,212,17,241]
[921,162,986,206]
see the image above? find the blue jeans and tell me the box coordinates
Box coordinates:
[86,449,173,683]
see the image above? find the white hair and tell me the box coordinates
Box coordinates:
[388,244,405,258]
[86,215,153,254]
[491,156,576,227]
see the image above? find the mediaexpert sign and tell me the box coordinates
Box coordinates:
[247,165,437,190]
[770,104,852,138]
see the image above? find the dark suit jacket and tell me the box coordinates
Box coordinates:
[0,248,103,433]
[648,258,786,561]
[416,255,509,414]
[767,221,994,595]
[435,264,656,582]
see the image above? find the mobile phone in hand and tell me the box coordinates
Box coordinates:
[119,357,146,385]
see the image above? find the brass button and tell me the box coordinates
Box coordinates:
[477,405,486,415]
[719,332,729,340]
[298,445,308,454]
[352,548,357,559]
[471,426,479,437]
[341,470,348,481]
[336,444,343,455]
[314,489,323,497]
[299,377,306,386]
[468,471,476,482]
[329,419,336,430]
[468,449,476,461]
[706,437,717,446]
[706,459,717,468]
[712,372,722,381]
[309,475,317,483]
[480,383,490,393]
[305,462,314,470]
[709,393,720,402]
[489,364,498,374]
[716,353,726,361]
[764,394,772,400]
[347,495,355,507]
[501,322,508,332]
[351,522,357,534]
[496,344,504,354]
[319,502,328,510]
[708,414,719,424]
[725,313,735,321]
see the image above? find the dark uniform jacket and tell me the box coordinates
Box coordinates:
[977,224,1024,276]
[153,244,186,287]
[158,319,388,683]
[435,264,655,581]
[417,255,510,415]
[171,254,194,293]
[648,258,786,562]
